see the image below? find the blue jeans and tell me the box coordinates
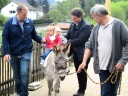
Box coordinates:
[99,70,121,96]
[10,52,32,96]
[41,49,52,60]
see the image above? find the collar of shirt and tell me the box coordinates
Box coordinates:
[12,15,29,25]
[49,34,56,41]
[73,18,83,29]
[101,17,113,29]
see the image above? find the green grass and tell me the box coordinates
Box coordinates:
[0,29,2,43]
[0,30,2,55]
[38,29,46,38]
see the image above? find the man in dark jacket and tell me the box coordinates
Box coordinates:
[2,5,43,96]
[65,8,91,96]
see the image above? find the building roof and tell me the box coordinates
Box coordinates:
[12,1,36,11]
[55,23,71,30]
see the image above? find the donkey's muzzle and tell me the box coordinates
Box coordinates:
[59,76,65,81]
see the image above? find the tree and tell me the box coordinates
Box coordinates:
[111,1,128,26]
[79,0,86,14]
[84,0,95,16]
[0,14,8,26]
[42,0,49,14]
[27,0,38,7]
[37,0,49,14]
[111,3,125,21]
[95,0,105,4]
[0,0,10,10]
[57,0,81,21]
[48,9,64,22]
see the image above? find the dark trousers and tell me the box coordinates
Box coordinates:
[99,70,121,96]
[10,52,32,96]
[73,54,90,93]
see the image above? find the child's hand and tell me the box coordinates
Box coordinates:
[43,38,46,41]
[42,38,46,43]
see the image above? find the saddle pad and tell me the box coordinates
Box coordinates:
[43,51,53,67]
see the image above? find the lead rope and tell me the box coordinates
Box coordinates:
[83,67,122,95]
[68,67,122,95]
[118,73,122,95]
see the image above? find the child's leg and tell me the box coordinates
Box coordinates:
[66,62,70,74]
[42,49,52,60]
[40,49,52,65]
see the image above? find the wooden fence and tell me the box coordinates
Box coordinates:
[0,42,44,96]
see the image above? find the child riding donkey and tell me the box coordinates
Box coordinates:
[40,25,70,73]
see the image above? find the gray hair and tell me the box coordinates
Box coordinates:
[90,4,108,16]
[17,5,28,12]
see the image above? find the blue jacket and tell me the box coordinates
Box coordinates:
[2,16,42,56]
[65,19,91,61]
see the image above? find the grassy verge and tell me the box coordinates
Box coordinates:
[38,29,46,37]
[0,29,2,44]
[0,30,2,55]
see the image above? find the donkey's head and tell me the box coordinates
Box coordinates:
[53,42,71,81]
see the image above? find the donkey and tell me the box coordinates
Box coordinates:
[41,42,71,96]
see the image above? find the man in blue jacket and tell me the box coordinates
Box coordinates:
[2,5,43,96]
[65,8,91,96]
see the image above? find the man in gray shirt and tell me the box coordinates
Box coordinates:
[78,4,128,96]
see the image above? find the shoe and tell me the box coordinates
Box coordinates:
[17,94,20,96]
[73,92,84,96]
[40,60,45,65]
[66,70,70,75]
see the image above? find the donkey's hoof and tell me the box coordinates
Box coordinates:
[48,92,51,96]
[56,89,59,93]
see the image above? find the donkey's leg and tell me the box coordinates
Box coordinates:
[47,79,53,96]
[57,78,60,93]
[53,78,60,96]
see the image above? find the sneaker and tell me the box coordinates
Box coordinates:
[73,89,85,96]
[17,94,20,96]
[73,92,84,96]
[40,60,45,65]
[66,67,70,75]
[66,70,70,75]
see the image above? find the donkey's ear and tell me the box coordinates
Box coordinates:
[63,42,71,54]
[53,46,60,55]
[53,46,57,53]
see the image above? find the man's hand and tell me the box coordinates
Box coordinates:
[41,38,46,43]
[4,54,11,62]
[77,63,86,73]
[115,63,124,72]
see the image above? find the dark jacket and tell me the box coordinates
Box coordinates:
[2,16,42,56]
[65,19,91,61]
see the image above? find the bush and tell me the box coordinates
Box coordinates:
[48,9,65,22]
[0,14,8,26]
[85,17,96,26]
[33,18,53,24]
[111,1,128,26]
